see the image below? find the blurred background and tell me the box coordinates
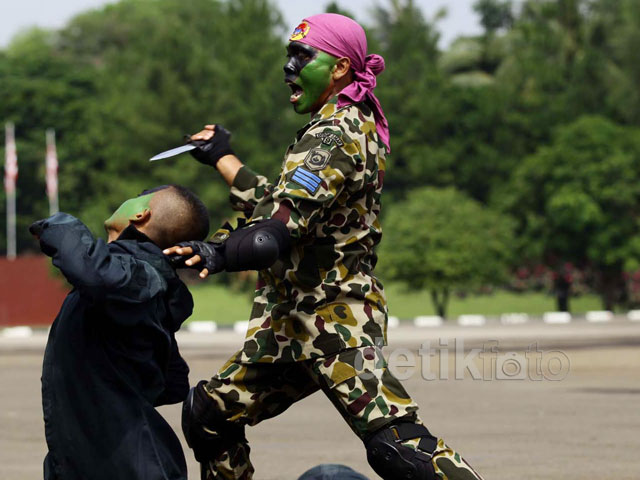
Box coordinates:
[3,0,640,325]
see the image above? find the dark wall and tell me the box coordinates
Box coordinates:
[0,256,69,326]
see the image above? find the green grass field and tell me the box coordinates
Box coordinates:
[188,282,603,324]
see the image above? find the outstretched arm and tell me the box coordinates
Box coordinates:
[189,125,243,186]
[165,120,360,278]
[189,124,274,215]
[164,218,290,279]
[30,213,166,303]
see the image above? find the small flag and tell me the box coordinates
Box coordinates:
[4,123,17,194]
[45,129,59,214]
[5,123,17,259]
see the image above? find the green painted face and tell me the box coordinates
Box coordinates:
[104,192,154,240]
[285,42,338,114]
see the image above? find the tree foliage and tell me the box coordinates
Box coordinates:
[502,115,640,308]
[474,0,514,33]
[379,187,514,317]
[3,0,640,308]
[1,0,298,243]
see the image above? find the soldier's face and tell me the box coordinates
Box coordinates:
[104,188,162,242]
[284,41,337,114]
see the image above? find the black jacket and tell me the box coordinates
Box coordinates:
[38,213,191,480]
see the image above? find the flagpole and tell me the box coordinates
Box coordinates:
[45,129,59,216]
[5,122,18,260]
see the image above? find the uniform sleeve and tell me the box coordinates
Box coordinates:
[229,166,274,216]
[37,213,166,303]
[249,121,362,240]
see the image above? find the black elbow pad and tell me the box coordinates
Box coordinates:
[224,219,290,272]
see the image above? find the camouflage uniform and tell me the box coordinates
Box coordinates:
[203,98,483,479]
[222,96,388,364]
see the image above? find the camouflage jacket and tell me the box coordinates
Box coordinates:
[226,96,388,363]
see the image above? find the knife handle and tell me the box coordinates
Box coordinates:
[183,134,206,147]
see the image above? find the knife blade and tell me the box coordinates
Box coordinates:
[149,144,197,162]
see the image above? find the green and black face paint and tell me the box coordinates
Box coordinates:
[103,186,169,234]
[284,41,338,114]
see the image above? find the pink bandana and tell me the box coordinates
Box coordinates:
[291,13,391,153]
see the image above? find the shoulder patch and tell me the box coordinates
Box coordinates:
[291,167,322,194]
[315,131,344,147]
[303,148,331,171]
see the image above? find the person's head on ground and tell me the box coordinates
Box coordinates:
[104,184,209,248]
[284,13,390,152]
[297,464,370,480]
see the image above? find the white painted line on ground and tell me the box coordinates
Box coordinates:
[233,321,249,334]
[187,321,218,333]
[457,314,486,327]
[387,316,400,329]
[1,326,33,338]
[585,311,613,323]
[500,313,529,325]
[413,316,443,328]
[627,310,640,322]
[543,312,572,324]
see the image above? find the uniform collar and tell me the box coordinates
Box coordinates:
[117,224,155,244]
[296,96,341,140]
[310,95,340,123]
[114,225,175,275]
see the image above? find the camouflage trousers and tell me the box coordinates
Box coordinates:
[199,346,483,480]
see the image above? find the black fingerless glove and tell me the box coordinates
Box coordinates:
[168,240,225,274]
[189,125,235,168]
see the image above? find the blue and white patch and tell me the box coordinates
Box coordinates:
[291,167,322,194]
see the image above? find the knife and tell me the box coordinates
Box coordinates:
[150,134,207,162]
[149,144,197,162]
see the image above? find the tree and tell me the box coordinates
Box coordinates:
[474,0,514,33]
[0,28,99,253]
[53,0,298,235]
[588,0,640,124]
[370,0,518,204]
[378,187,514,318]
[1,0,299,251]
[370,0,445,195]
[501,115,640,310]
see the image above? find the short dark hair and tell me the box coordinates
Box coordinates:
[146,185,210,248]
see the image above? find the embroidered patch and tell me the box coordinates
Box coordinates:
[315,131,344,147]
[291,167,322,194]
[303,148,331,171]
[289,22,310,41]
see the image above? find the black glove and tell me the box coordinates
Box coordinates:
[182,381,220,463]
[29,219,46,237]
[182,380,246,464]
[188,125,235,168]
[168,241,225,274]
[29,218,56,257]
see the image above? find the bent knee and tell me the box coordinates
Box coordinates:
[365,422,437,480]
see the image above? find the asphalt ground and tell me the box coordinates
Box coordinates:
[1,320,639,479]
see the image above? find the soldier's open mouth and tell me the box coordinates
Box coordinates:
[287,82,303,103]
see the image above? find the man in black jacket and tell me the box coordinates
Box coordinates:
[30,184,209,480]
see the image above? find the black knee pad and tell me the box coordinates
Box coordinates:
[365,422,438,480]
